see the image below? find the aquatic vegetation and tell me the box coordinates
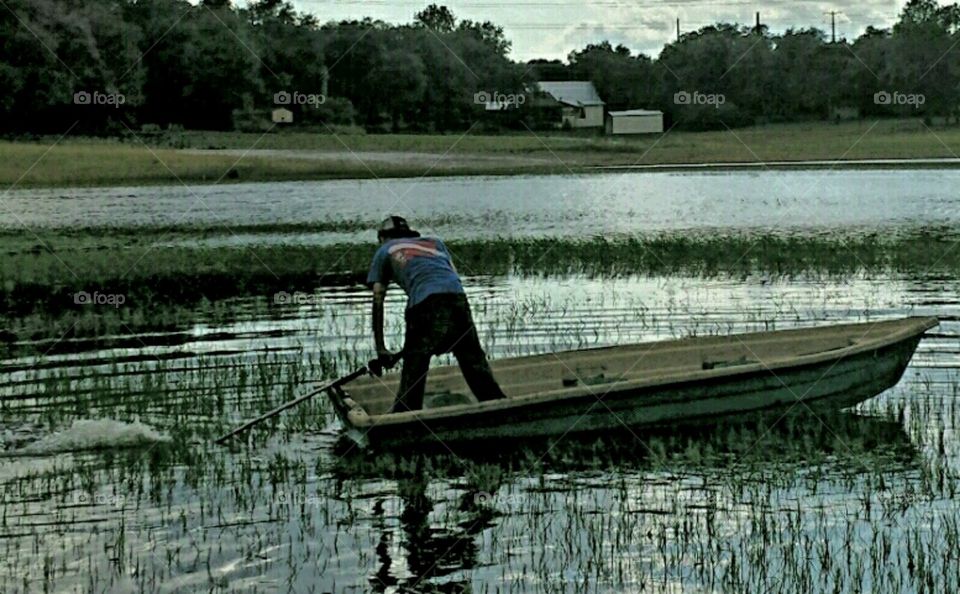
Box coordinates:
[2,227,959,358]
[5,227,960,295]
[0,214,959,591]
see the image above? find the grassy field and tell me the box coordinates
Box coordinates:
[3,119,960,188]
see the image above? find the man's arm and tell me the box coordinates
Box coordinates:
[371,282,389,356]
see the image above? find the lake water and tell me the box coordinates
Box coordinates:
[6,169,960,239]
[1,171,959,592]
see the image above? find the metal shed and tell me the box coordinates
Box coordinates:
[605,109,664,135]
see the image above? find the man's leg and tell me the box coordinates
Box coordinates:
[392,304,433,413]
[394,348,430,413]
[449,296,507,402]
[392,296,451,413]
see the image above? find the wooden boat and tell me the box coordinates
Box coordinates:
[328,317,938,447]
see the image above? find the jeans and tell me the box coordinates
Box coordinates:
[393,293,507,413]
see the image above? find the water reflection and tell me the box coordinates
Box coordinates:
[369,457,492,593]
[336,410,919,591]
[335,409,917,479]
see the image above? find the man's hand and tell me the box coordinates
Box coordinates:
[368,350,401,377]
[370,282,402,376]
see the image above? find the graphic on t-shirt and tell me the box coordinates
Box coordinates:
[366,237,463,307]
[387,239,445,267]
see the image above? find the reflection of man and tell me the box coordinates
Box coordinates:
[370,458,484,592]
[367,216,507,413]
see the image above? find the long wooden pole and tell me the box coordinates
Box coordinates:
[214,366,370,444]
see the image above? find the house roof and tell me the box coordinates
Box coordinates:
[536,81,604,106]
[608,109,663,117]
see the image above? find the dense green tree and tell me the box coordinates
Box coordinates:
[887,0,960,118]
[526,59,570,82]
[414,4,456,33]
[3,1,960,134]
[322,20,391,127]
[458,19,511,56]
[568,42,657,111]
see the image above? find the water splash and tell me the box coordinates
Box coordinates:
[15,419,171,455]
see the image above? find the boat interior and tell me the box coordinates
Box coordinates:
[342,317,933,417]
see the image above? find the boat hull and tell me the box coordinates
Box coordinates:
[346,337,922,447]
[330,317,935,448]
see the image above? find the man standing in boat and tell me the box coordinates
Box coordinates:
[367,215,508,413]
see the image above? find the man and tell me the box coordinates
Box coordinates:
[367,215,507,413]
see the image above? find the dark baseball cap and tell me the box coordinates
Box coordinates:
[377,215,420,240]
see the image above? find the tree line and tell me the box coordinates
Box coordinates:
[2,0,958,134]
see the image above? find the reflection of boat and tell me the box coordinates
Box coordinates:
[330,317,937,447]
[343,411,917,592]
[331,411,917,478]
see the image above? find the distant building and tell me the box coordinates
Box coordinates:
[536,81,605,128]
[605,109,664,135]
[831,106,859,121]
[271,108,293,124]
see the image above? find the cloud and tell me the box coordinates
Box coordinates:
[287,0,907,60]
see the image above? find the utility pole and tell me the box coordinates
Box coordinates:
[755,11,760,32]
[676,17,680,42]
[824,10,842,43]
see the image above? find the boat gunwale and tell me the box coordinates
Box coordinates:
[341,316,938,429]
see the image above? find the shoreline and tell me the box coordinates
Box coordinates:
[5,154,960,191]
[590,156,960,171]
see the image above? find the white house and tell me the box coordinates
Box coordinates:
[605,109,664,135]
[536,81,605,129]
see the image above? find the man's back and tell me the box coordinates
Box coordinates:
[367,237,464,307]
[368,216,507,412]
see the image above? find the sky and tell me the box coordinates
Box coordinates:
[258,0,907,61]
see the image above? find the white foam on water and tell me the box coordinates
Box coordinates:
[17,419,171,455]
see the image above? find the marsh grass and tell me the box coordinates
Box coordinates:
[1,228,957,356]
[4,229,959,301]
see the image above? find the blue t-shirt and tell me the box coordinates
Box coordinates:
[366,237,464,307]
